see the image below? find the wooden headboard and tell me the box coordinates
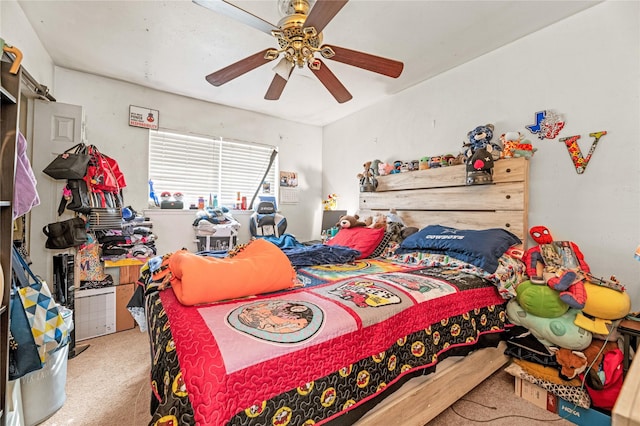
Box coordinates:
[359,157,529,242]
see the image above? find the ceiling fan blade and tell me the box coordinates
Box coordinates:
[304,0,348,34]
[324,45,404,78]
[193,0,278,35]
[206,49,276,86]
[308,59,352,103]
[265,72,292,101]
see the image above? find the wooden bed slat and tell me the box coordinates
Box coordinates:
[375,157,528,191]
[359,181,525,211]
[355,342,510,426]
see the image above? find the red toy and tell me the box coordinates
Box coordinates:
[522,225,589,309]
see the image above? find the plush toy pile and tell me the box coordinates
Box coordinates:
[505,225,631,412]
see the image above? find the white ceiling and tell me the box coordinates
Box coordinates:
[18,0,600,127]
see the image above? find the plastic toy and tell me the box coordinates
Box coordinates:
[522,225,588,310]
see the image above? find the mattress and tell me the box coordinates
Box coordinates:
[144,257,510,425]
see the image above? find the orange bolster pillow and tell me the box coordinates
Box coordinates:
[169,238,297,306]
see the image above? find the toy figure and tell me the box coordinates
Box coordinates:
[522,225,589,309]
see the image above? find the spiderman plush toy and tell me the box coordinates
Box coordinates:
[522,226,589,309]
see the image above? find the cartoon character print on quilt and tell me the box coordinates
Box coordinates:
[296,258,418,287]
[147,289,196,426]
[147,261,509,426]
[228,305,508,426]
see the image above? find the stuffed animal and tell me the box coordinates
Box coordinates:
[357,162,377,192]
[553,339,619,389]
[377,162,393,176]
[371,159,381,176]
[465,146,495,185]
[522,226,589,310]
[500,131,537,159]
[337,214,367,229]
[464,123,501,158]
[357,161,373,182]
[368,213,387,229]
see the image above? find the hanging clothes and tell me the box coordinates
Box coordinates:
[13,131,40,219]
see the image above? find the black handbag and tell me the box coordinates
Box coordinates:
[58,179,92,215]
[42,216,88,249]
[43,143,90,180]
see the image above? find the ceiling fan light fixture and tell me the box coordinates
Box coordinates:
[303,27,317,37]
[308,59,321,71]
[320,46,335,59]
[265,49,280,61]
[273,57,294,80]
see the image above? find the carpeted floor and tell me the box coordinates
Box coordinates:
[36,328,573,426]
[40,327,152,426]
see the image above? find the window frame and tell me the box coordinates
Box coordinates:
[148,129,279,210]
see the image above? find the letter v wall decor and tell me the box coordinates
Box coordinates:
[559,131,607,174]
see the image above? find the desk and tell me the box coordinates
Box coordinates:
[618,319,640,375]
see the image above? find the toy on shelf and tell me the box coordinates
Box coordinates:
[499,131,537,159]
[464,124,501,157]
[378,162,393,176]
[357,161,377,192]
[463,124,499,185]
[148,179,159,207]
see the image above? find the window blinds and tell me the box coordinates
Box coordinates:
[149,130,277,208]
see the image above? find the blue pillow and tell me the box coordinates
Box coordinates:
[396,225,521,273]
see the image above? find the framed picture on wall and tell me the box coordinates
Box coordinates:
[279,171,298,187]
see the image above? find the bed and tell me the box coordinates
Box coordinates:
[140,157,530,426]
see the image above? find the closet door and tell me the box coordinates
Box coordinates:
[30,100,84,284]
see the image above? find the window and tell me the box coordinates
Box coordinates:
[149,130,278,209]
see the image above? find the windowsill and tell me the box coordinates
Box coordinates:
[143,208,254,215]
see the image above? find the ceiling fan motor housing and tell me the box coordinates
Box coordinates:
[275,3,323,68]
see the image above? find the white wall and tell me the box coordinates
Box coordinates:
[52,68,323,235]
[323,1,640,309]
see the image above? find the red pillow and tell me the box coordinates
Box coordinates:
[326,227,385,259]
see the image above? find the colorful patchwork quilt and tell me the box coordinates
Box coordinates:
[146,258,510,426]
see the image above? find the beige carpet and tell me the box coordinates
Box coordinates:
[36,328,573,426]
[40,328,152,426]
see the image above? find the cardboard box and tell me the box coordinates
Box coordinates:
[557,398,611,426]
[514,377,558,413]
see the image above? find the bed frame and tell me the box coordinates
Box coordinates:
[355,157,529,425]
[359,156,529,242]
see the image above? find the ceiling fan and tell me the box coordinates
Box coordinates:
[193,0,404,103]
